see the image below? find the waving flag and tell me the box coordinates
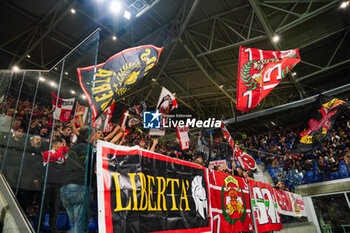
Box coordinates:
[293,94,350,153]
[77,45,163,119]
[176,126,190,150]
[149,87,178,136]
[156,87,178,114]
[221,121,256,170]
[236,47,300,112]
[51,92,75,122]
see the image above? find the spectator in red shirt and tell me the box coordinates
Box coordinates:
[42,138,68,233]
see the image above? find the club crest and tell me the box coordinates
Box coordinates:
[221,175,247,225]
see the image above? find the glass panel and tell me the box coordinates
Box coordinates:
[312,193,350,233]
[0,29,100,232]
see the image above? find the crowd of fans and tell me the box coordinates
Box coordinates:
[240,114,350,184]
[0,96,349,232]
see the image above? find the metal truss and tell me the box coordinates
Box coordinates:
[1,0,349,119]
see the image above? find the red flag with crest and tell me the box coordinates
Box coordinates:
[236,47,300,112]
[209,170,253,232]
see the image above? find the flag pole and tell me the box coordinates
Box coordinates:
[230,101,238,171]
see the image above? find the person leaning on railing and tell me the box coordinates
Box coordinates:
[60,127,90,233]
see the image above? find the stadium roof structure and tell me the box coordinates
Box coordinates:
[1,0,350,133]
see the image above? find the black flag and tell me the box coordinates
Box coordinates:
[77,45,163,119]
[293,94,350,154]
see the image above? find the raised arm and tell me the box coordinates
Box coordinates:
[110,126,125,144]
[104,125,121,141]
[70,119,80,136]
[150,138,159,152]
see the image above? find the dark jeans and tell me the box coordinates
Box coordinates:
[43,183,64,233]
[60,184,85,233]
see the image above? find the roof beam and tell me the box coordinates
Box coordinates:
[197,35,267,57]
[275,0,339,33]
[144,0,201,100]
[14,0,77,66]
[248,0,306,99]
[179,38,236,104]
[298,58,350,82]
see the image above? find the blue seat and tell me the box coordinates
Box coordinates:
[256,158,261,164]
[330,171,339,180]
[266,165,273,172]
[43,214,50,231]
[305,171,314,184]
[56,212,71,230]
[338,165,349,178]
[272,177,279,184]
[88,216,98,230]
[283,179,291,188]
[314,170,322,182]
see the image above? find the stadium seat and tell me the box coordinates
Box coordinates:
[43,214,50,231]
[330,171,339,180]
[256,158,261,164]
[88,216,98,230]
[338,165,349,178]
[313,170,322,182]
[266,166,273,173]
[56,212,71,230]
[296,173,304,185]
[305,171,314,184]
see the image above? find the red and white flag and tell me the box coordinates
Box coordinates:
[236,47,301,112]
[176,126,190,150]
[51,92,75,122]
[156,87,178,114]
[149,87,178,136]
[221,121,256,170]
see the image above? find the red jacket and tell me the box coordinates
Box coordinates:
[42,146,68,163]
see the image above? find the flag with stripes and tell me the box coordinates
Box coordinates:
[51,92,75,122]
[236,47,300,112]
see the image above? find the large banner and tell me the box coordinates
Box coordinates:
[96,141,211,233]
[236,47,300,112]
[209,170,253,233]
[293,94,350,153]
[77,45,163,119]
[249,180,283,233]
[96,142,307,233]
[275,189,306,217]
